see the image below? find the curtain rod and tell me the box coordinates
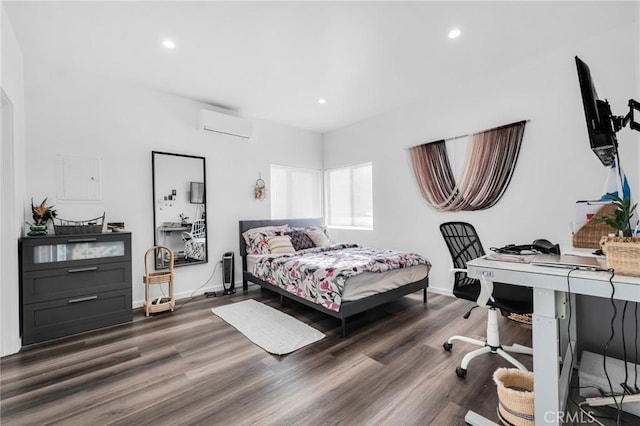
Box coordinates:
[406,119,531,149]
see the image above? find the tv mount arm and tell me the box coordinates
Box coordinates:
[611,99,640,132]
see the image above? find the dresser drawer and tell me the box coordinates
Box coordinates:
[22,289,132,345]
[21,233,131,272]
[22,262,131,304]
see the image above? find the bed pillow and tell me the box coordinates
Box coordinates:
[266,235,295,254]
[293,225,330,238]
[242,225,291,254]
[285,230,315,251]
[307,229,330,248]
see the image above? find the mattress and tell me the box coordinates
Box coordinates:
[246,254,429,302]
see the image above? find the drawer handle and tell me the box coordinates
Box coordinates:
[67,238,98,243]
[68,295,98,304]
[68,266,99,273]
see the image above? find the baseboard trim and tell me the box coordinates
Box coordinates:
[1,336,23,358]
[132,284,226,308]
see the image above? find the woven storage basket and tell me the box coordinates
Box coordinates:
[54,213,105,235]
[493,368,534,426]
[572,203,617,248]
[508,313,532,325]
[601,236,640,277]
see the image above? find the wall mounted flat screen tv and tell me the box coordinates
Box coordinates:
[575,56,618,166]
[190,182,205,204]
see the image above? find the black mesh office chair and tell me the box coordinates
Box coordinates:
[439,222,533,378]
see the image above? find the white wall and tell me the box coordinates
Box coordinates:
[21,60,322,311]
[1,4,27,356]
[323,23,639,294]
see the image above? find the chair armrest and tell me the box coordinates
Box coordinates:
[477,277,495,308]
[448,268,468,285]
[449,268,495,307]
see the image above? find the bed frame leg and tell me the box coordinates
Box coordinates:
[423,288,427,303]
[242,280,248,292]
[341,318,347,338]
[280,294,285,307]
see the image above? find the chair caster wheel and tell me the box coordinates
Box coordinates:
[455,367,467,378]
[443,342,453,351]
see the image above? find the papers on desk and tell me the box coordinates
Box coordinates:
[485,253,536,264]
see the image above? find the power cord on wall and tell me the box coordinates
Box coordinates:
[565,268,579,373]
[634,303,639,393]
[565,268,601,425]
[603,269,622,425]
[173,260,223,311]
[620,301,632,395]
[563,268,601,425]
[567,268,640,426]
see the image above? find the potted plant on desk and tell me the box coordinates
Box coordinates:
[595,194,639,276]
[28,198,57,236]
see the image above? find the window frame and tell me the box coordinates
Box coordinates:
[324,161,373,230]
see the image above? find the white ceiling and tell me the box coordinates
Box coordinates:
[4,1,637,133]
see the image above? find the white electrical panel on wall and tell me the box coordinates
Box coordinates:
[57,156,103,202]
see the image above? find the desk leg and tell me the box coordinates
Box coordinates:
[533,288,561,425]
[557,292,577,415]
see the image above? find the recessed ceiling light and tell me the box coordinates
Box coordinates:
[318,98,327,104]
[162,39,176,49]
[448,28,461,39]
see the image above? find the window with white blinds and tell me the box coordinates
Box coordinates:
[270,165,322,219]
[325,162,373,229]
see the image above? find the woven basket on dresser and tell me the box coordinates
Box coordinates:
[600,236,640,277]
[54,212,105,235]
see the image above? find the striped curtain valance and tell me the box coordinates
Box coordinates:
[409,120,526,212]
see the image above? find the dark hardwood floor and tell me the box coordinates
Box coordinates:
[1,287,536,425]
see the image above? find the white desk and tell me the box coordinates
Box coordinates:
[466,257,640,425]
[156,225,190,255]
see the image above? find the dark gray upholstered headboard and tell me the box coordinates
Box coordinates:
[238,218,323,258]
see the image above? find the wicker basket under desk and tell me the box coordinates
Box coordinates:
[494,368,534,426]
[572,204,616,249]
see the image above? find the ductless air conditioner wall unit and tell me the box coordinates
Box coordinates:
[198,109,253,140]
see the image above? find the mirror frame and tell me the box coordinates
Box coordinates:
[152,151,207,268]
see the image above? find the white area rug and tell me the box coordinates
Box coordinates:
[211,299,325,355]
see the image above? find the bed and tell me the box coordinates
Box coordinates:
[239,218,431,337]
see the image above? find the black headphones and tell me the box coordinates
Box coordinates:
[492,239,561,255]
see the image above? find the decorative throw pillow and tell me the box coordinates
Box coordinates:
[242,225,291,254]
[266,235,295,254]
[306,229,330,247]
[285,230,315,251]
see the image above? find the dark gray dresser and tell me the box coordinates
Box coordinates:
[19,232,132,345]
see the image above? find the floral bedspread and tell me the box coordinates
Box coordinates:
[252,243,430,312]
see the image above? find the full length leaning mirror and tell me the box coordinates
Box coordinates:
[152,151,207,268]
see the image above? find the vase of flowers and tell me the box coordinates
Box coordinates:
[28,198,57,236]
